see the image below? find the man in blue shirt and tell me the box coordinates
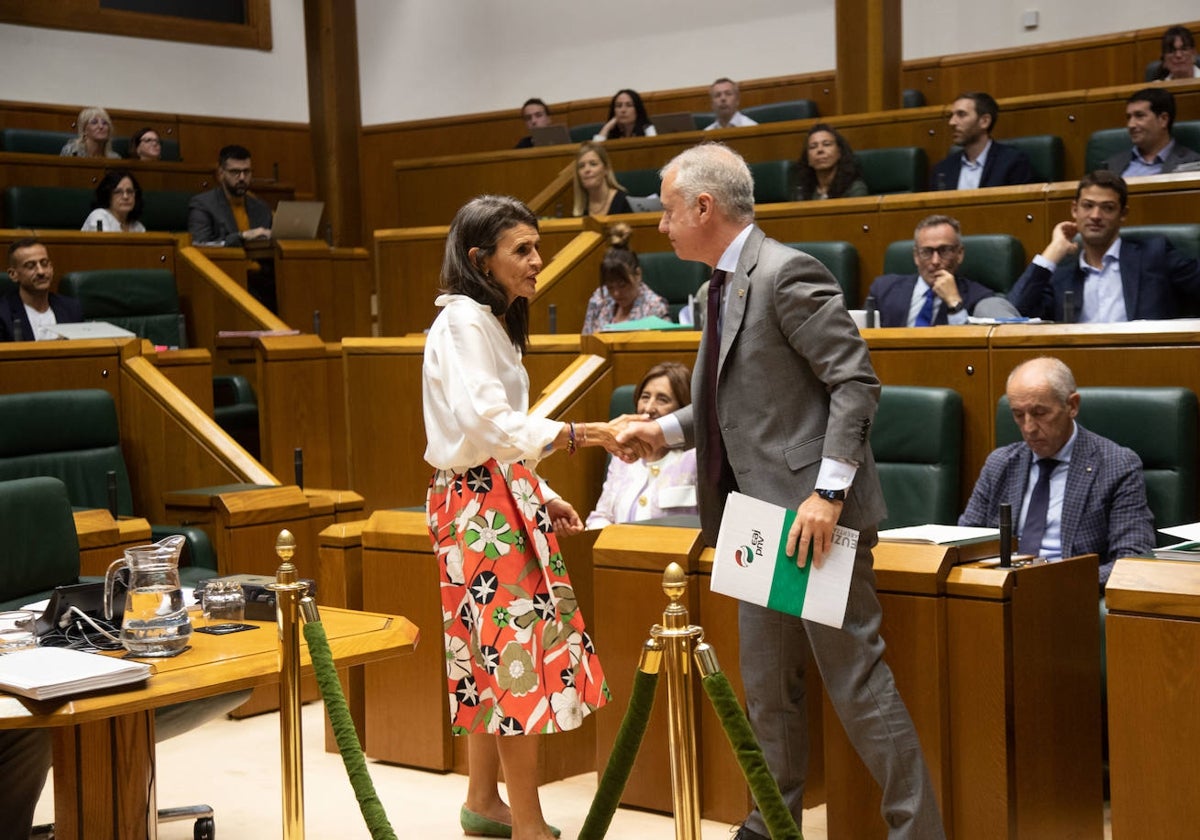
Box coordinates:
[1102,88,1200,177]
[1008,170,1200,321]
[929,92,1035,190]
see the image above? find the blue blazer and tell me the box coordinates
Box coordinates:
[0,289,84,341]
[867,273,997,326]
[930,141,1035,190]
[1008,235,1200,321]
[959,425,1155,585]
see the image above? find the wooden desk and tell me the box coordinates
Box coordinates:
[73,510,153,577]
[0,606,418,840]
[1105,557,1200,839]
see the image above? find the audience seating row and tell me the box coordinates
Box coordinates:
[0,127,182,161]
[3,185,192,231]
[568,99,826,143]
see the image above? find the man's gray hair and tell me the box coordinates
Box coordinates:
[660,143,755,223]
[1007,356,1077,403]
[914,214,962,240]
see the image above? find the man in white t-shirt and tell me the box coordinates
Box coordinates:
[704,78,758,130]
[1,238,84,342]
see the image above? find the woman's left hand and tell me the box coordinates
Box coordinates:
[546,498,583,536]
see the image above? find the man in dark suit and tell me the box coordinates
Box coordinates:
[868,215,1013,326]
[930,91,1035,190]
[514,98,551,149]
[959,357,1155,587]
[1009,170,1200,321]
[1,238,84,341]
[1102,87,1200,177]
[187,144,273,247]
[620,143,944,839]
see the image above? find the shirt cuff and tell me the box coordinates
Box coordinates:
[1032,253,1056,272]
[657,413,685,447]
[816,457,858,491]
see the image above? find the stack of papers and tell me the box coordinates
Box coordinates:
[1154,523,1200,561]
[878,524,999,545]
[0,647,151,700]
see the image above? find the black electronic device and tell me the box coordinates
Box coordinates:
[35,580,122,637]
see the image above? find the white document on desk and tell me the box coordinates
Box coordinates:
[711,491,856,629]
[0,647,151,700]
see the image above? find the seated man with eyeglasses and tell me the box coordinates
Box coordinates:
[867,214,1010,326]
[1009,171,1200,322]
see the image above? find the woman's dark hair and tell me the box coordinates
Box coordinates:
[599,223,640,287]
[792,123,864,201]
[128,127,161,160]
[604,89,653,139]
[441,195,539,352]
[93,169,144,222]
[636,361,692,408]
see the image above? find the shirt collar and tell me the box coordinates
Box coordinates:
[1078,236,1122,274]
[1133,138,1175,165]
[963,139,993,168]
[1027,420,1079,464]
[715,224,754,274]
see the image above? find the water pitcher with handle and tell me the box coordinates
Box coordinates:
[104,534,192,656]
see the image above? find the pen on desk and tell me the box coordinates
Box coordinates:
[999,502,1012,568]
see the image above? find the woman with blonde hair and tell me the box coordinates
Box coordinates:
[572,141,631,217]
[60,106,120,158]
[581,223,668,333]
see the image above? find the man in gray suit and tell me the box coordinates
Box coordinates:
[620,143,943,839]
[1102,87,1200,177]
[187,144,273,247]
[959,356,1155,587]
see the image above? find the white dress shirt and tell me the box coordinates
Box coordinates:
[957,140,992,190]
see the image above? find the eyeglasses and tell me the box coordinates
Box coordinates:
[223,166,252,177]
[914,245,961,260]
[112,188,137,197]
[139,137,161,145]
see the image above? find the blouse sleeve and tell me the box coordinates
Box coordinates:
[585,457,624,529]
[427,306,562,464]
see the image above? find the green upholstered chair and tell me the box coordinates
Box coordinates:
[213,375,260,458]
[2,186,94,229]
[0,128,76,155]
[995,387,1198,538]
[58,269,187,348]
[692,112,715,130]
[741,99,818,123]
[639,251,709,321]
[140,190,194,232]
[872,386,963,528]
[856,147,929,194]
[1145,58,1200,81]
[1085,128,1130,174]
[1174,121,1200,156]
[748,159,793,204]
[616,167,661,197]
[569,122,604,143]
[0,388,222,580]
[785,241,860,301]
[0,476,81,610]
[610,384,637,419]
[110,135,182,161]
[901,89,926,108]
[1006,134,1065,183]
[1121,224,1200,316]
[883,234,1025,294]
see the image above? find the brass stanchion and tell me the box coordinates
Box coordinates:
[269,529,309,840]
[651,562,703,840]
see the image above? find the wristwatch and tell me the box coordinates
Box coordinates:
[945,299,966,314]
[814,488,847,502]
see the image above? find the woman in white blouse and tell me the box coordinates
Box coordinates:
[81,170,146,233]
[423,195,631,840]
[586,362,698,528]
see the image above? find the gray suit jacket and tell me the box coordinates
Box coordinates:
[958,424,1155,586]
[675,225,886,545]
[1103,141,1200,176]
[187,188,273,247]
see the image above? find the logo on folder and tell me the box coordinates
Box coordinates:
[734,545,755,567]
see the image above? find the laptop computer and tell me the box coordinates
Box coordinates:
[652,112,699,134]
[626,195,663,213]
[51,322,136,340]
[272,200,325,240]
[531,124,572,147]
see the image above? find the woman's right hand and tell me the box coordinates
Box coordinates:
[599,117,618,138]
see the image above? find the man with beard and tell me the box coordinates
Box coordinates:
[930,91,1034,190]
[1009,170,1200,322]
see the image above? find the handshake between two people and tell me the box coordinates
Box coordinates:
[584,413,670,464]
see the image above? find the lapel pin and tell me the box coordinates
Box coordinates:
[737,288,746,297]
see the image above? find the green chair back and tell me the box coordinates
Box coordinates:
[1120,223,1200,259]
[901,89,926,108]
[856,147,929,194]
[785,241,860,301]
[741,100,818,123]
[615,168,661,197]
[1085,128,1130,174]
[610,384,637,419]
[3,185,94,229]
[639,251,709,321]
[883,234,1025,294]
[110,136,182,161]
[1173,121,1200,156]
[692,113,714,130]
[995,387,1198,535]
[0,128,75,155]
[748,159,793,204]
[0,476,81,609]
[872,386,963,527]
[58,269,186,348]
[1006,135,1065,182]
[569,122,604,143]
[141,190,194,232]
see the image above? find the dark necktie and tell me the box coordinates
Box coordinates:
[1019,457,1059,556]
[914,285,936,327]
[701,270,734,495]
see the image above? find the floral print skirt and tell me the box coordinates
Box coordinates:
[426,458,609,735]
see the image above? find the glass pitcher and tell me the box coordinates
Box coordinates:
[105,534,192,657]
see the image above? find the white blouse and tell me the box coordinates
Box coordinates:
[81,208,146,233]
[422,294,563,475]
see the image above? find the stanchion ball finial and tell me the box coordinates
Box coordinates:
[662,562,687,602]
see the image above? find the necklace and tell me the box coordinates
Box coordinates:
[589,187,612,215]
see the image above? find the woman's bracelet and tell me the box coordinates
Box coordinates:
[567,421,577,455]
[581,423,588,446]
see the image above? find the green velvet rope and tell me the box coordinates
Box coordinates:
[577,668,660,840]
[702,671,802,840]
[303,620,398,840]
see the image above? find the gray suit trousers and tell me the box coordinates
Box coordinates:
[737,529,945,839]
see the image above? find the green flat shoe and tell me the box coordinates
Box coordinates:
[459,805,561,838]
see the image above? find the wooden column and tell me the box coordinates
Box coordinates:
[840,0,905,115]
[303,0,364,246]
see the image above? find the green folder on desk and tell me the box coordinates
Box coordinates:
[600,316,692,332]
